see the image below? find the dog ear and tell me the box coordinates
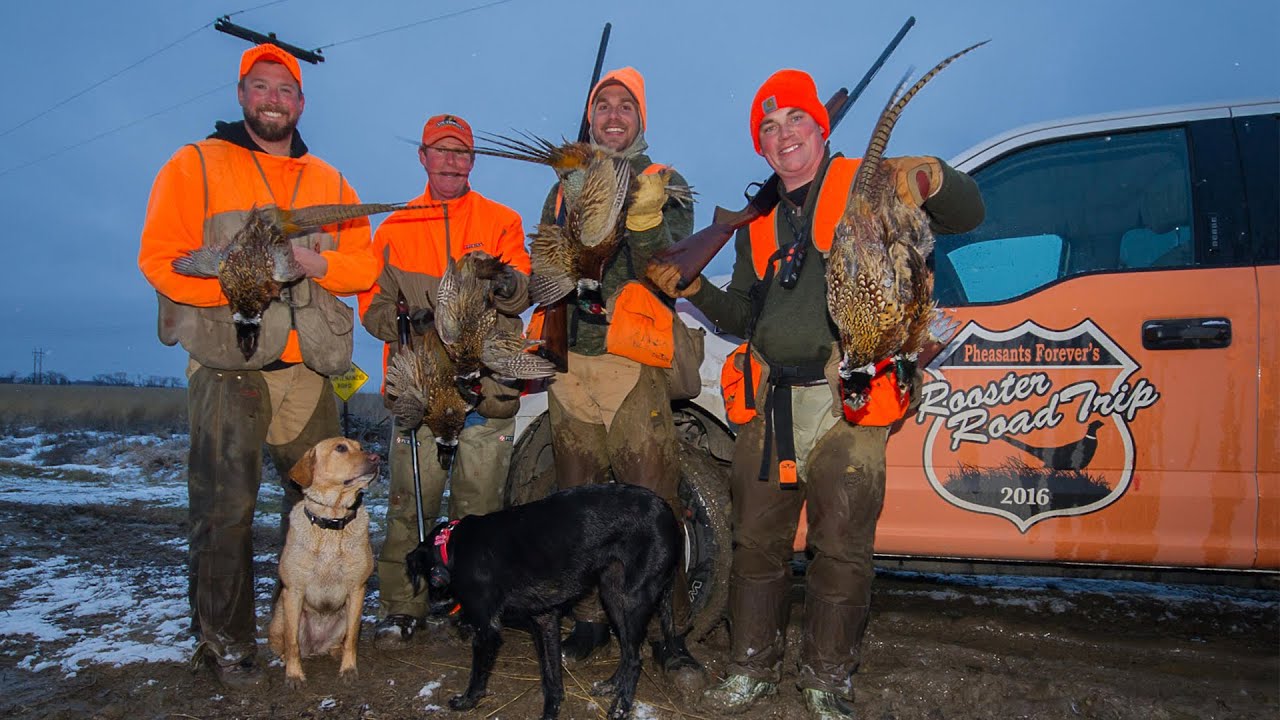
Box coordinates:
[288,447,317,489]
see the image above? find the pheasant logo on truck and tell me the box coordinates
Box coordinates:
[917,319,1160,532]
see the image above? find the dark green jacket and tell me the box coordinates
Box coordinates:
[539,151,693,356]
[690,151,983,368]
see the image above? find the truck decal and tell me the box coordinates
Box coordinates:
[917,319,1160,532]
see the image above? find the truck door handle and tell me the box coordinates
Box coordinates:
[1141,317,1231,350]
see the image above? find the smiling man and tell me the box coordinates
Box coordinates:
[357,114,530,650]
[647,69,984,718]
[138,44,378,691]
[531,66,701,676]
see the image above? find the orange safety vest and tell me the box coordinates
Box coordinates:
[528,163,673,368]
[719,156,908,427]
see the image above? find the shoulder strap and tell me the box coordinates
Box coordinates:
[186,143,209,221]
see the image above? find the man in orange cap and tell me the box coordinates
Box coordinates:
[358,114,530,649]
[535,66,701,674]
[648,69,984,717]
[139,44,378,690]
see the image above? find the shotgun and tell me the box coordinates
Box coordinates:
[652,15,916,290]
[537,22,612,373]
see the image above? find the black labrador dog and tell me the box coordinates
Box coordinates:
[406,483,680,720]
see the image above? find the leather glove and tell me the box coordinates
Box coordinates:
[491,266,517,299]
[626,170,669,232]
[409,308,434,335]
[884,156,943,207]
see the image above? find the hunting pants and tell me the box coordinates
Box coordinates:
[726,383,889,697]
[547,351,689,633]
[377,413,515,619]
[186,362,339,665]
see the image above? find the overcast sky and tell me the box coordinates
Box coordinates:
[1,0,1275,386]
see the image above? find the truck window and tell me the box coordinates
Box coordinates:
[936,128,1196,306]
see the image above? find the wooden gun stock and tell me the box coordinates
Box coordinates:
[537,299,570,373]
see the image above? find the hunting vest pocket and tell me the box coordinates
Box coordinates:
[605,281,706,400]
[721,343,768,425]
[291,284,354,376]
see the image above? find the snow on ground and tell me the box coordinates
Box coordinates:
[0,429,1272,682]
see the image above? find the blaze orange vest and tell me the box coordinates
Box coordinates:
[745,157,860,278]
[720,156,909,427]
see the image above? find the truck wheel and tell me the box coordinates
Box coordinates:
[504,412,558,507]
[504,412,734,639]
[678,440,732,641]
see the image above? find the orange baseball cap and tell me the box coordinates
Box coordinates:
[239,43,302,88]
[750,69,830,155]
[421,114,474,150]
[589,67,647,131]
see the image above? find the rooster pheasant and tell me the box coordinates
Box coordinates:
[436,251,555,380]
[827,41,986,409]
[470,133,692,307]
[172,202,408,360]
[383,326,472,468]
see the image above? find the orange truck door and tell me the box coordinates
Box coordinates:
[874,107,1273,569]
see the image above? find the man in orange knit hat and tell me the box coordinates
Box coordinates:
[535,66,701,675]
[139,43,378,690]
[649,69,984,717]
[358,113,530,649]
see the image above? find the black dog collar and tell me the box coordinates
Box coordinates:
[303,492,364,531]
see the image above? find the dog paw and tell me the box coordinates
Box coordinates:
[449,694,479,711]
[284,673,306,690]
[339,665,359,684]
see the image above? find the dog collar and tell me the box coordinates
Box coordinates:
[435,520,460,566]
[303,491,364,531]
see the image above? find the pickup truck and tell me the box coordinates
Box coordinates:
[505,98,1279,635]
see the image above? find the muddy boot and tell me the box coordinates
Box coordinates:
[802,688,857,719]
[561,620,611,663]
[650,632,701,673]
[191,640,265,691]
[702,673,777,710]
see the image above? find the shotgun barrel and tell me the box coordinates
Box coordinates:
[652,16,916,290]
[537,22,613,373]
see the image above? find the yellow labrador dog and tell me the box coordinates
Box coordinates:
[268,437,380,688]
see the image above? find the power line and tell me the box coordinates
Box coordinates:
[0,83,233,178]
[317,0,518,50]
[0,0,519,177]
[0,1,290,141]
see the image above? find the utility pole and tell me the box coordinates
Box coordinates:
[213,16,325,64]
[32,348,44,384]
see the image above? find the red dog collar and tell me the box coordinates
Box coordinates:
[435,520,460,566]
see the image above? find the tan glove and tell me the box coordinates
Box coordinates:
[884,156,943,207]
[645,260,702,298]
[626,170,670,232]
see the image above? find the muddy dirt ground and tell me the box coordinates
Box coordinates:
[1,496,1276,720]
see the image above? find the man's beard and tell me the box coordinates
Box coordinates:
[244,107,297,143]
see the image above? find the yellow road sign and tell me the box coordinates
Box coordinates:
[331,363,369,402]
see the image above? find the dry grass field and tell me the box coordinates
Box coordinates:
[0,384,387,435]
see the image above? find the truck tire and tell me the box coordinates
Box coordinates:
[504,412,558,508]
[503,410,734,639]
[677,441,733,640]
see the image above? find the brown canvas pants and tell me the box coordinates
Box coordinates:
[547,352,688,631]
[186,362,339,665]
[377,414,515,619]
[726,384,889,696]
